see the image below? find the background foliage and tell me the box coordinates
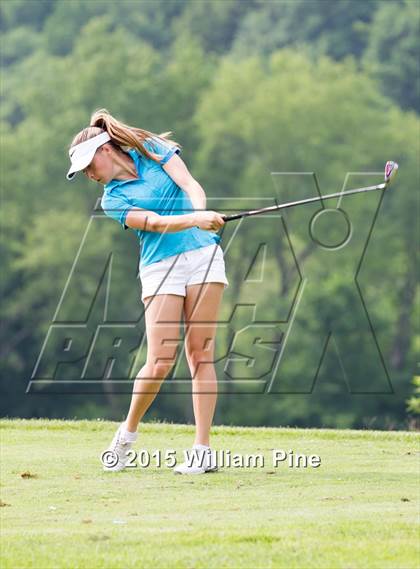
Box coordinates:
[1,0,418,429]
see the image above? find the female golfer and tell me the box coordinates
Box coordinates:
[66,109,228,474]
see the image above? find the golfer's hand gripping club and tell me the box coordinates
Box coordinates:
[193,210,226,231]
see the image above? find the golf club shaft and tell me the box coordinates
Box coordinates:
[222,181,388,222]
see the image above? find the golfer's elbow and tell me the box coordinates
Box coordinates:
[148,215,165,232]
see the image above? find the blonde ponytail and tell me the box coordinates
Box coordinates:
[70,108,181,163]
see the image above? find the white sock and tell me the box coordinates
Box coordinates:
[121,423,137,442]
[193,443,210,450]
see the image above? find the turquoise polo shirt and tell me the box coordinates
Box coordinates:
[101,137,221,268]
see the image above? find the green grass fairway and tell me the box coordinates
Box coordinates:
[1,420,419,569]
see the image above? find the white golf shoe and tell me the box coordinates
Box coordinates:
[173,445,218,475]
[101,424,137,472]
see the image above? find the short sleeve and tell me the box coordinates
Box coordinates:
[143,137,181,165]
[101,192,132,230]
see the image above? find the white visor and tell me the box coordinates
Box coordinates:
[66,132,111,180]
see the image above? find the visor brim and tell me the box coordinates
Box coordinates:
[66,149,96,181]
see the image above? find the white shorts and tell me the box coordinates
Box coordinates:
[139,244,229,302]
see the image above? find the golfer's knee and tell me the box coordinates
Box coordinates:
[145,358,176,380]
[186,348,213,371]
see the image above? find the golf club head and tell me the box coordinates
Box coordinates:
[384,161,398,184]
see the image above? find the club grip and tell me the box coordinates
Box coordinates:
[222,213,245,222]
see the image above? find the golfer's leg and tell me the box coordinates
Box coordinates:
[184,283,225,447]
[124,294,184,432]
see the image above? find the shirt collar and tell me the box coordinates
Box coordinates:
[104,149,141,193]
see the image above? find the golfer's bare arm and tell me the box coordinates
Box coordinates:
[162,153,206,210]
[125,208,197,233]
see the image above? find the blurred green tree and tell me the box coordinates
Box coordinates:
[0,0,56,32]
[172,0,258,55]
[231,0,379,60]
[407,376,420,416]
[363,0,420,112]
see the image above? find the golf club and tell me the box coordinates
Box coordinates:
[222,161,398,223]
